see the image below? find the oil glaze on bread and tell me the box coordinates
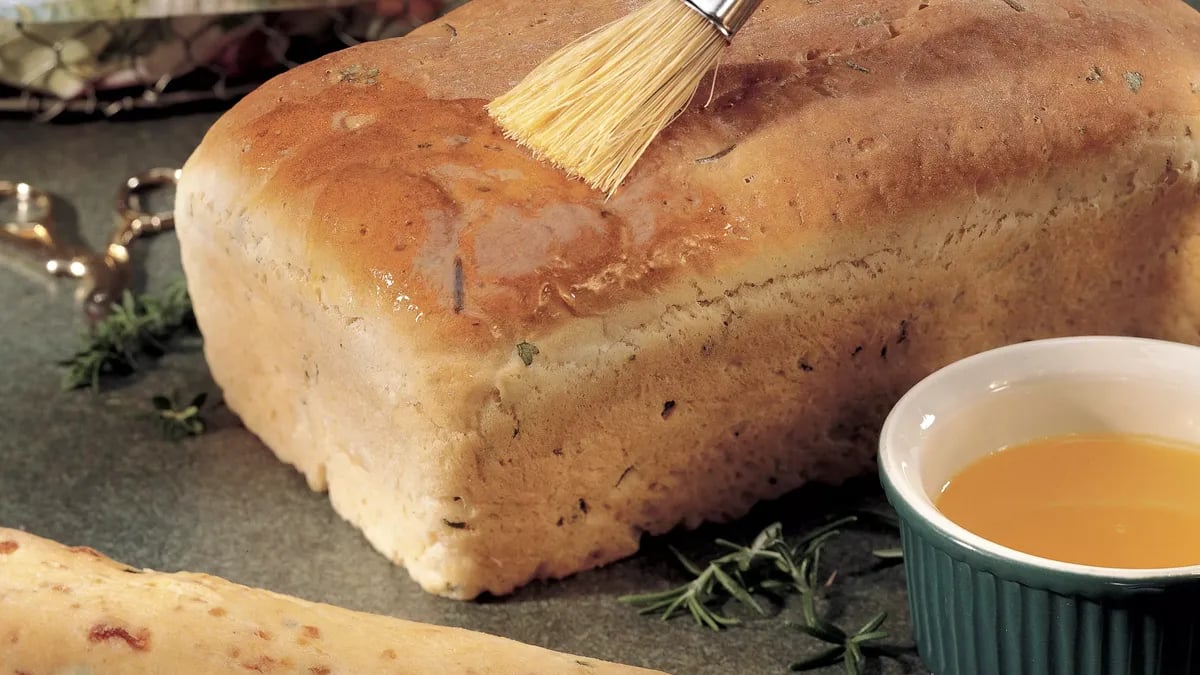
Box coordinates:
[175,0,1200,599]
[0,528,662,674]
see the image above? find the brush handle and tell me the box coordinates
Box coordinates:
[681,0,763,39]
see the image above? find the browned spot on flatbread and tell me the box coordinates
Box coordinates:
[255,629,273,640]
[70,546,105,558]
[241,655,278,672]
[209,607,228,617]
[381,648,398,659]
[310,668,332,675]
[302,625,322,639]
[0,541,18,554]
[88,624,150,651]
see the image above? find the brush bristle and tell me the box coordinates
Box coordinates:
[486,0,726,196]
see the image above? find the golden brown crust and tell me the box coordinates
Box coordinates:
[185,0,1200,352]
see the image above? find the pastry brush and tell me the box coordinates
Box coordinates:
[486,0,764,196]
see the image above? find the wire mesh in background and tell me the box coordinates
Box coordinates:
[0,0,466,121]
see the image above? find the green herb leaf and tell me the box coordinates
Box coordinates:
[857,611,888,637]
[872,547,904,560]
[853,629,890,643]
[711,564,764,616]
[1125,71,1143,93]
[152,391,208,440]
[694,144,736,164]
[516,341,539,366]
[844,641,864,675]
[670,547,707,577]
[794,516,857,548]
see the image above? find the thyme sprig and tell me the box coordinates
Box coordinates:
[60,279,196,391]
[621,514,902,674]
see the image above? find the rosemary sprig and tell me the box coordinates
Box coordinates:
[620,524,788,629]
[152,392,208,440]
[60,279,196,391]
[621,514,903,674]
[620,517,856,627]
[790,611,890,674]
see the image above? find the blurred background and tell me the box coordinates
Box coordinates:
[0,0,465,121]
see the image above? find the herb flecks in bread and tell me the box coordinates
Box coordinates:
[174,0,1200,599]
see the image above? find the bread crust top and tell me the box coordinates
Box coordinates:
[180,0,1200,351]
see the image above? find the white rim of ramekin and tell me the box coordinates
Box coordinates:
[879,335,1200,580]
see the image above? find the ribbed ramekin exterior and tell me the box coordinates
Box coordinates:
[897,517,1200,675]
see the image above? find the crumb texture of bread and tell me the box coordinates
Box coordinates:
[175,0,1200,598]
[0,528,664,674]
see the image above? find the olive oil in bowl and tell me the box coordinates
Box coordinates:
[936,432,1200,569]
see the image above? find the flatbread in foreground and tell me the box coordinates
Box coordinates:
[0,527,665,674]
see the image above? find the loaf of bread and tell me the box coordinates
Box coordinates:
[0,528,662,673]
[175,0,1200,599]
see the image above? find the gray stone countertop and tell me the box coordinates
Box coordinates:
[0,112,921,675]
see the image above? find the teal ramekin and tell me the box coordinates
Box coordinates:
[878,337,1200,675]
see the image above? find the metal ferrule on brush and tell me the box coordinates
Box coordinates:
[680,0,764,39]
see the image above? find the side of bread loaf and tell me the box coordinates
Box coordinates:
[176,0,1200,598]
[0,528,663,674]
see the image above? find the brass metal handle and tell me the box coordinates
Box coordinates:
[0,168,183,324]
[1,181,63,262]
[110,168,182,250]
